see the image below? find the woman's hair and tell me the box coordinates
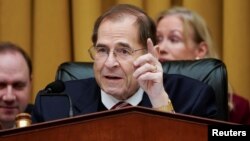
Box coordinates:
[156,7,218,58]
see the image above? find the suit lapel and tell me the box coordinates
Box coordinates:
[73,79,101,115]
[138,92,152,108]
[71,79,152,115]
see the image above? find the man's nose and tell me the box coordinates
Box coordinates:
[2,86,16,101]
[104,51,119,68]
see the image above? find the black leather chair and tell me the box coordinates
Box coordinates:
[55,58,228,121]
[56,62,94,81]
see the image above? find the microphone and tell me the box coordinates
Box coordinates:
[42,80,73,117]
[44,80,65,93]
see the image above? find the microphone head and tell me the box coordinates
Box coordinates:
[45,80,65,93]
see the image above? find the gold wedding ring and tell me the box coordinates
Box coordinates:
[153,65,157,73]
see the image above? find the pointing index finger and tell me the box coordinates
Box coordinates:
[147,38,158,59]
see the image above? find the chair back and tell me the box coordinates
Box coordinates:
[55,58,228,121]
[56,62,94,81]
[161,59,228,120]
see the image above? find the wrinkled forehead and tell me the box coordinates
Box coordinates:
[97,16,140,39]
[97,19,142,49]
[101,14,138,28]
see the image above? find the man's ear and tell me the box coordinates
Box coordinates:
[195,41,208,59]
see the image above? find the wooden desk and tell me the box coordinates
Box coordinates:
[0,106,236,141]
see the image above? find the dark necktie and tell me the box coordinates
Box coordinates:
[111,101,132,110]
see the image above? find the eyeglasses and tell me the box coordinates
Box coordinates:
[88,46,145,60]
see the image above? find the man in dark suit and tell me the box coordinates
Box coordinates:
[32,4,217,123]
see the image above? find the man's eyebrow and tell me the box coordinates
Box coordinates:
[95,43,107,47]
[117,42,131,48]
[96,42,132,49]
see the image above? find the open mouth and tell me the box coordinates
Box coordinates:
[105,75,122,80]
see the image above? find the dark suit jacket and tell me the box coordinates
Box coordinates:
[32,74,217,123]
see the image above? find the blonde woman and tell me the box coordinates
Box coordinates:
[156,7,250,124]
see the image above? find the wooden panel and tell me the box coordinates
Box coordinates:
[0,107,236,141]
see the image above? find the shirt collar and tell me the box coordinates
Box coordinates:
[101,88,144,110]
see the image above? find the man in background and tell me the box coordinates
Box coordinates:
[0,42,32,130]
